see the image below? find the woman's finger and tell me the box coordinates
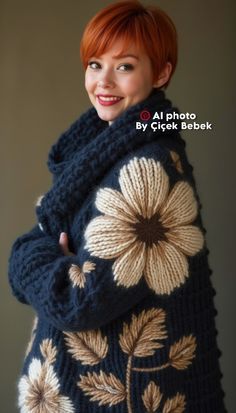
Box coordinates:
[59,232,75,256]
[59,232,69,253]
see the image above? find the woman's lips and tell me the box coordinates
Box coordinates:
[96,95,123,106]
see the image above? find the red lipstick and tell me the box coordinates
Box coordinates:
[96,95,123,106]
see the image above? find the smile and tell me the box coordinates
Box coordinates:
[96,95,123,106]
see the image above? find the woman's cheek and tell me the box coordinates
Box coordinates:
[85,72,94,91]
[120,77,137,94]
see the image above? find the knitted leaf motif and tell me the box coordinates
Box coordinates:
[77,370,126,407]
[84,157,204,295]
[64,329,108,365]
[142,381,162,412]
[163,393,186,413]
[169,335,196,370]
[40,338,57,365]
[169,150,184,174]
[72,307,197,412]
[119,308,167,357]
[24,315,38,359]
[68,261,96,288]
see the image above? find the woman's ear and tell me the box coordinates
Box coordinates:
[153,62,172,88]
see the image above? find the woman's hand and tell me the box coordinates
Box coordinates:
[59,232,75,256]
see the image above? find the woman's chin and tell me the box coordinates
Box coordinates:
[96,108,119,123]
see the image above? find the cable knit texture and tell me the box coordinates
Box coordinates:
[8,89,226,412]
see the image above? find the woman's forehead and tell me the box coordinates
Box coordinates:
[90,40,143,59]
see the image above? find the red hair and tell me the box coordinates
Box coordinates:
[80,0,178,88]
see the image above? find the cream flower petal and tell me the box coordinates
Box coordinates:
[166,225,204,256]
[112,240,146,287]
[95,187,138,224]
[44,363,60,391]
[144,241,189,295]
[28,358,42,382]
[84,215,137,259]
[18,359,75,413]
[119,157,169,219]
[18,377,30,411]
[58,396,75,413]
[19,404,29,413]
[139,158,170,217]
[159,181,198,227]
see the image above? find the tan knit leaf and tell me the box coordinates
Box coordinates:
[68,261,96,288]
[163,392,186,413]
[77,370,126,406]
[119,308,167,357]
[40,338,57,364]
[142,381,163,412]
[169,335,196,370]
[64,329,108,365]
[169,150,184,174]
[82,260,96,273]
[24,316,38,358]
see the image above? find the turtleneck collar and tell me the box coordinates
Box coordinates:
[37,89,184,237]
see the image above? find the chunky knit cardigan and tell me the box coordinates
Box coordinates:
[8,89,226,413]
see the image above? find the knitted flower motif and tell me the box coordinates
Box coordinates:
[84,157,204,295]
[18,359,75,413]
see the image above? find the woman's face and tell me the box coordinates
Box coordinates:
[85,41,155,125]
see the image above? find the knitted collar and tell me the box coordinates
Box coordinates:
[36,89,184,237]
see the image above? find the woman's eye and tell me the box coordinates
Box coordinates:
[88,61,100,69]
[118,64,134,71]
[87,61,134,71]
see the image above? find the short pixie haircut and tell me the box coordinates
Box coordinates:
[80,0,178,88]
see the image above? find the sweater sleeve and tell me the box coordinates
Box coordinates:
[8,220,152,332]
[8,143,205,332]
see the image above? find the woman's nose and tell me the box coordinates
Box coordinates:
[97,71,115,88]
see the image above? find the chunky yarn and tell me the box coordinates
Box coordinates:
[8,89,226,412]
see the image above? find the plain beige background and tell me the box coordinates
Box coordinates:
[1,0,235,412]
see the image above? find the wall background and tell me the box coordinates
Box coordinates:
[1,0,235,412]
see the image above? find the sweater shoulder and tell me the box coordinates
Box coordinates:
[97,138,192,195]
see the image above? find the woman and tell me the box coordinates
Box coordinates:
[8,1,226,412]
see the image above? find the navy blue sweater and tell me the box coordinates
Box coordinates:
[8,90,226,412]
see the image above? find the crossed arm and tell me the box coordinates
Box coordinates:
[8,220,150,332]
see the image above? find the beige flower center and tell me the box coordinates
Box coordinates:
[26,380,58,411]
[133,213,167,246]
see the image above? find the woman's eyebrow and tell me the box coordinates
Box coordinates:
[89,54,139,61]
[112,54,139,60]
